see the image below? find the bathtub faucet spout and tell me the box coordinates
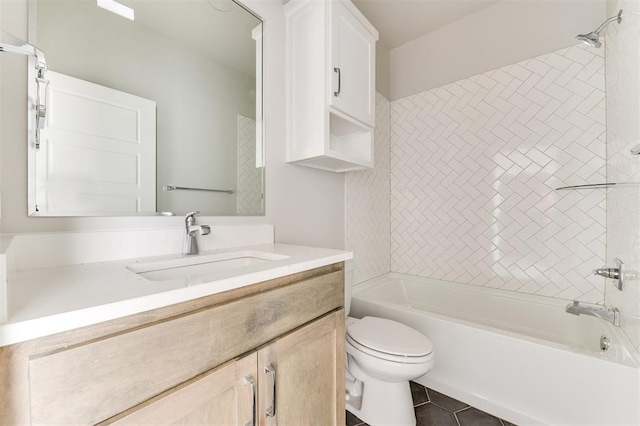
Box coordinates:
[565,300,620,326]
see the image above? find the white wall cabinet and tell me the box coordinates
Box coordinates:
[285,0,378,173]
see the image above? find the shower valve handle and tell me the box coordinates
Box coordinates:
[593,268,620,280]
[592,258,625,291]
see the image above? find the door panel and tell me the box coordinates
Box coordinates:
[37,71,156,213]
[330,1,374,127]
[258,310,345,426]
[107,352,257,425]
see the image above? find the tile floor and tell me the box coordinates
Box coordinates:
[346,382,517,426]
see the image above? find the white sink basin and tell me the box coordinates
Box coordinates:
[128,250,290,282]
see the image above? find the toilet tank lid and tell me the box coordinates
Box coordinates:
[347,316,433,357]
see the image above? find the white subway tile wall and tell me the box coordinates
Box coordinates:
[237,114,263,215]
[389,44,606,302]
[605,0,640,350]
[345,92,391,284]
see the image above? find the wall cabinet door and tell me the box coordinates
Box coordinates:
[330,0,376,127]
[285,0,378,172]
[258,309,345,426]
[108,352,258,425]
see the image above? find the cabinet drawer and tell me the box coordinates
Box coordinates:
[28,270,343,424]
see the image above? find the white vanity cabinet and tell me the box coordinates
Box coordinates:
[0,264,345,425]
[285,0,378,172]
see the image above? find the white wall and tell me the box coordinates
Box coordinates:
[375,40,390,99]
[0,0,345,249]
[390,0,606,100]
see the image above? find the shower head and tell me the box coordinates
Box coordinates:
[576,31,602,48]
[576,9,622,48]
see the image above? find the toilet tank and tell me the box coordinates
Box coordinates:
[345,260,354,315]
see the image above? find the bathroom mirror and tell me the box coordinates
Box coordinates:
[27,0,264,216]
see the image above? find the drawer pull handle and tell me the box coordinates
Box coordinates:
[333,67,341,97]
[243,374,256,426]
[265,363,276,417]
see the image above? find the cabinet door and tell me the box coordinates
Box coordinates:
[258,310,345,426]
[330,1,376,127]
[107,352,258,425]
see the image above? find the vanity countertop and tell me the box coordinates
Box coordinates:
[1,243,352,347]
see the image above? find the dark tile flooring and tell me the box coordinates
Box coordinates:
[346,382,517,426]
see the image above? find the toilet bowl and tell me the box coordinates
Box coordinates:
[345,316,434,425]
[344,264,435,426]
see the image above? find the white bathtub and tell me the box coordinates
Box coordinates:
[350,273,640,426]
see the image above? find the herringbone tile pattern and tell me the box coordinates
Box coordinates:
[346,93,391,284]
[236,114,263,215]
[390,44,606,302]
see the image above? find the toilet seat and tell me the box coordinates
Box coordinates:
[346,335,433,364]
[346,316,433,364]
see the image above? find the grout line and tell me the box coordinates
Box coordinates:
[430,400,469,413]
[454,411,462,426]
[424,387,431,402]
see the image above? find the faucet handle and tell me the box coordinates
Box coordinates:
[185,211,200,224]
[593,267,619,279]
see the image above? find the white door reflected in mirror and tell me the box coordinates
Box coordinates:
[27,0,264,216]
[36,71,156,213]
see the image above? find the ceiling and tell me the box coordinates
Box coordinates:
[124,0,261,76]
[352,0,501,48]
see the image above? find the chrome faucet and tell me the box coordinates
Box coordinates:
[183,211,211,256]
[565,300,620,326]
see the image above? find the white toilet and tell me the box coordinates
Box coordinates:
[344,268,434,426]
